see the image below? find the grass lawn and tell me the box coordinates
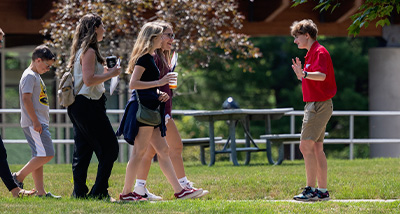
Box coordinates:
[1,158,400,213]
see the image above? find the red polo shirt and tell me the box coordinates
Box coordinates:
[302,41,337,102]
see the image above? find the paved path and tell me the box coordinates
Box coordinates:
[148,199,400,203]
[257,199,399,203]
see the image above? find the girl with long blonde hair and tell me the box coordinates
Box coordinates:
[117,22,202,201]
[133,21,208,201]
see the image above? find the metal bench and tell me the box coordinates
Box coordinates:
[260,133,329,165]
[181,137,223,165]
[260,134,300,165]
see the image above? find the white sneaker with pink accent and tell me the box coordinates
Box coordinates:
[174,188,203,199]
[183,181,209,198]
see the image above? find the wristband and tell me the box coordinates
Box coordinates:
[303,71,308,79]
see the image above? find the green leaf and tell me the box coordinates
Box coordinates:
[348,23,357,32]
[368,11,377,20]
[376,19,386,27]
[331,3,340,13]
[314,3,325,9]
[322,3,331,12]
[291,0,308,8]
[347,23,361,37]
[384,18,391,26]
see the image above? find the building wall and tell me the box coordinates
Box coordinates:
[369,48,400,158]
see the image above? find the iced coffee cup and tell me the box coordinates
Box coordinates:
[169,72,178,89]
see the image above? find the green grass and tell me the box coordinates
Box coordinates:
[0,199,399,213]
[1,159,400,213]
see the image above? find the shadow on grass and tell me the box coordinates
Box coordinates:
[183,160,304,168]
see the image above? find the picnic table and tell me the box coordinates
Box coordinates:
[184,108,294,166]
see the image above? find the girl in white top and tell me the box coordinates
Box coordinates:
[73,48,105,99]
[66,13,121,200]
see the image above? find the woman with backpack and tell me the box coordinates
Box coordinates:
[66,13,121,200]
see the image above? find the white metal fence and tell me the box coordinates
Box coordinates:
[1,109,400,163]
[286,111,400,160]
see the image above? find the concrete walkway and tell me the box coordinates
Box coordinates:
[266,199,400,203]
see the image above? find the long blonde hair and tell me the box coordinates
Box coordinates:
[153,20,173,73]
[126,22,163,74]
[68,13,105,68]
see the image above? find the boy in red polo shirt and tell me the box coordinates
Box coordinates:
[290,19,337,201]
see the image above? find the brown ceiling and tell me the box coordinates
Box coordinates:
[0,0,384,45]
[237,0,384,37]
[0,0,53,34]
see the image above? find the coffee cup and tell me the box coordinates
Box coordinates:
[106,56,117,68]
[169,72,178,89]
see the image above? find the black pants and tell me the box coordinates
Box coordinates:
[0,135,18,191]
[67,95,119,199]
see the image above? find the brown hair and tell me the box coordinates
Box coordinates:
[153,20,173,74]
[32,45,55,61]
[290,19,318,40]
[68,13,105,68]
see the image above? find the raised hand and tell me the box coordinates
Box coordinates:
[291,57,304,80]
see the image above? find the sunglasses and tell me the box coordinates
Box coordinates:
[163,33,175,40]
[43,60,52,69]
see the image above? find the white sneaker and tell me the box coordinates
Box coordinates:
[174,188,203,199]
[134,186,163,201]
[183,181,209,198]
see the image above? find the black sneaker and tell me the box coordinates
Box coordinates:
[316,189,330,201]
[12,173,24,189]
[293,186,317,202]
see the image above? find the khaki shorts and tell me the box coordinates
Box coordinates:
[301,99,333,142]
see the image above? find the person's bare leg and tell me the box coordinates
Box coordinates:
[149,129,182,193]
[10,187,21,197]
[165,120,186,179]
[314,142,327,188]
[122,127,153,195]
[136,144,156,181]
[138,119,186,180]
[32,166,45,195]
[299,140,317,187]
[15,156,53,182]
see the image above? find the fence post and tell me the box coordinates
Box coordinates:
[119,143,125,163]
[290,114,295,161]
[128,144,133,161]
[118,82,125,163]
[66,118,71,164]
[349,115,354,160]
[56,112,63,164]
